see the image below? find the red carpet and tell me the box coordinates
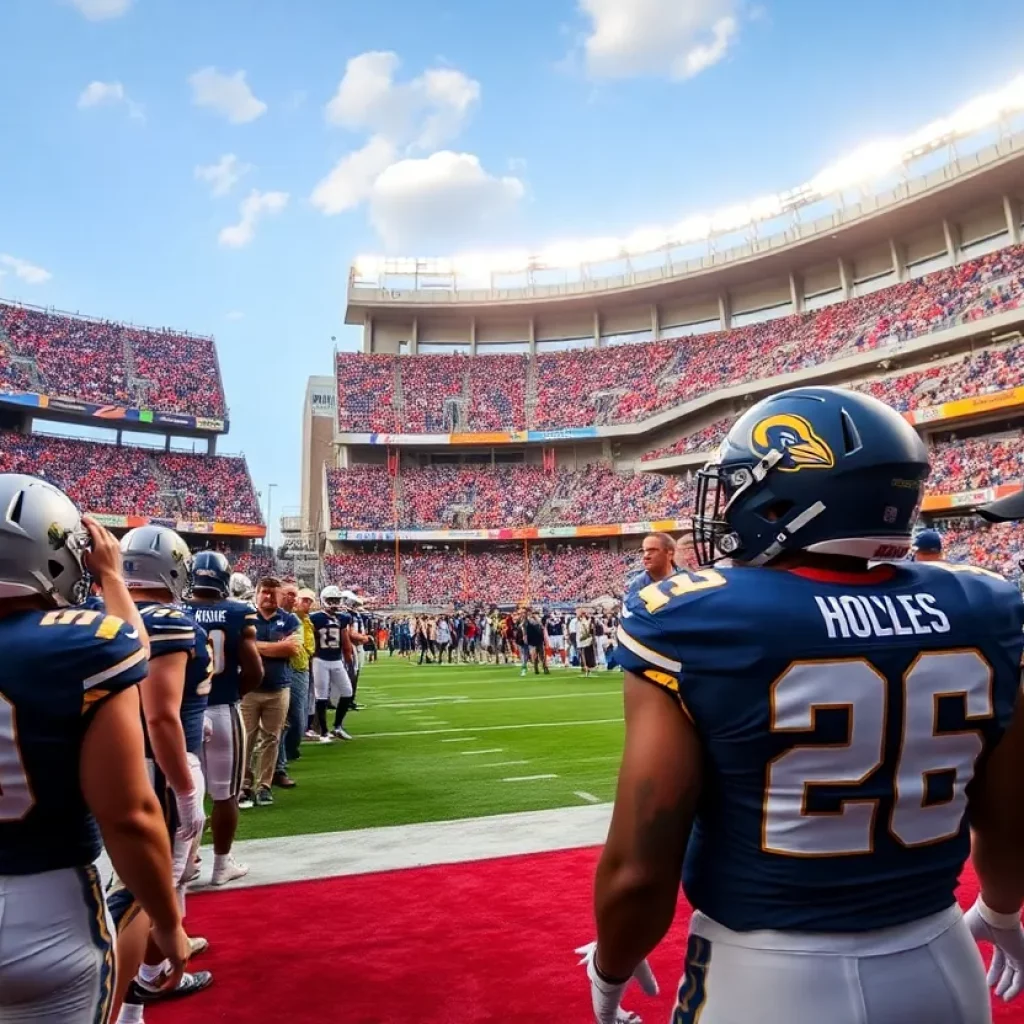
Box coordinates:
[150,849,1022,1024]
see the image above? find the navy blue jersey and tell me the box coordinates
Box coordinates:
[617,560,1024,933]
[180,597,257,706]
[137,603,210,755]
[0,607,147,874]
[310,610,347,661]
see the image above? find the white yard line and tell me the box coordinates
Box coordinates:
[477,760,529,768]
[359,718,621,739]
[575,791,601,804]
[502,773,558,782]
[440,737,478,743]
[374,691,620,709]
[459,748,504,756]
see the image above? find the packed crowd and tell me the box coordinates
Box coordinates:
[0,432,261,523]
[325,543,635,606]
[0,302,227,417]
[928,434,1024,493]
[327,462,693,531]
[931,518,1024,578]
[335,242,1024,434]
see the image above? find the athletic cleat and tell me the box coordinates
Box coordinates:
[180,861,201,885]
[319,734,333,743]
[211,856,248,886]
[304,729,318,739]
[188,936,209,957]
[254,786,274,807]
[238,789,254,810]
[331,728,352,740]
[128,970,213,1004]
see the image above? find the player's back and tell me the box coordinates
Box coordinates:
[310,609,345,660]
[0,606,147,875]
[181,596,256,706]
[618,560,1024,934]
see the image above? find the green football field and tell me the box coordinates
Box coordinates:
[231,657,626,842]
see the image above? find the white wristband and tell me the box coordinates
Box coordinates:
[977,896,1022,930]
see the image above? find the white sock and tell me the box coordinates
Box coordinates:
[116,1004,144,1023]
[138,960,167,985]
[214,853,231,872]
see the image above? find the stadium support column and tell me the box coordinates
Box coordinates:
[718,293,731,330]
[470,318,477,356]
[889,239,906,283]
[837,258,851,300]
[1004,195,1021,244]
[529,318,536,357]
[788,273,803,314]
[594,311,601,347]
[363,316,374,353]
[650,305,660,340]
[943,219,961,266]
[410,317,419,355]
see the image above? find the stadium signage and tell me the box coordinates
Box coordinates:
[327,518,690,542]
[904,386,1024,427]
[309,385,336,418]
[920,482,1021,513]
[75,513,265,537]
[349,425,602,446]
[0,390,227,433]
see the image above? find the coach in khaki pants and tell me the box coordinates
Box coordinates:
[241,576,302,808]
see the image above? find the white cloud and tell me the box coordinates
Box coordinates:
[310,135,397,215]
[77,80,144,120]
[68,0,133,20]
[189,68,267,124]
[579,0,740,80]
[0,255,52,285]
[324,51,479,150]
[368,152,524,250]
[195,154,252,197]
[225,310,245,321]
[218,189,289,248]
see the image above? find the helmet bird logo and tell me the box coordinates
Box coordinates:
[750,414,834,472]
[46,522,68,550]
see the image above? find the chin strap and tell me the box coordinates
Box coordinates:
[747,500,827,567]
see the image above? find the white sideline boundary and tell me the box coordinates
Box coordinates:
[180,803,612,891]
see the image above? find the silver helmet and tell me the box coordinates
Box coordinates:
[120,525,193,602]
[229,572,254,601]
[0,473,90,607]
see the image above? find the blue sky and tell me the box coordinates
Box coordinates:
[2,0,1024,536]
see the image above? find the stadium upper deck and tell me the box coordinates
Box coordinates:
[0,300,229,434]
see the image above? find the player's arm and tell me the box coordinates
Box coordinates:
[238,623,264,695]
[81,516,149,656]
[256,619,302,659]
[81,686,183,939]
[970,695,1024,913]
[140,651,193,795]
[593,671,700,981]
[341,623,355,661]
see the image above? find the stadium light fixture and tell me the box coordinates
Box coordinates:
[352,71,1024,284]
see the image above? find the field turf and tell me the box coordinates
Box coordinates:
[231,657,626,842]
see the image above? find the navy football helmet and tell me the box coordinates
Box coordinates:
[692,386,930,567]
[191,550,232,598]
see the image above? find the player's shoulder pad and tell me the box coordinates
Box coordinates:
[622,565,732,621]
[37,608,147,693]
[916,560,1024,633]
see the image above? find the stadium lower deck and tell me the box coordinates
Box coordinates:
[143,658,1022,1024]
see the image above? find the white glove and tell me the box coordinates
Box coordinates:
[173,788,205,844]
[576,941,658,1024]
[964,896,1024,1001]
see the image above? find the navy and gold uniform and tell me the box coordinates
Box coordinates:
[0,606,147,1021]
[310,609,346,662]
[617,561,1024,935]
[310,610,353,706]
[180,597,257,802]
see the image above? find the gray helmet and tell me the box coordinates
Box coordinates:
[229,571,254,601]
[120,525,193,602]
[0,473,90,607]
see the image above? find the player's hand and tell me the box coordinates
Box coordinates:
[173,789,205,845]
[576,941,658,1024]
[965,897,1024,1000]
[203,717,213,743]
[81,516,123,584]
[285,633,302,655]
[149,920,190,991]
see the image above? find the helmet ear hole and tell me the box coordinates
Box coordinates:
[760,500,794,523]
[48,559,64,578]
[840,409,863,455]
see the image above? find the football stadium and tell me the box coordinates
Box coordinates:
[7,30,1024,1024]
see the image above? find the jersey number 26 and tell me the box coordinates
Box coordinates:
[763,650,992,856]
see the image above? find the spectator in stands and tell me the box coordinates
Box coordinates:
[241,578,301,809]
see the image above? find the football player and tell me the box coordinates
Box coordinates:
[112,525,213,1018]
[182,551,263,882]
[0,474,189,1022]
[310,585,354,741]
[584,386,1024,1024]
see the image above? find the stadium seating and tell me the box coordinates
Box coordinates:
[928,434,1024,493]
[336,243,1024,434]
[0,432,261,523]
[0,303,227,418]
[327,463,694,531]
[322,551,399,605]
[934,519,1024,578]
